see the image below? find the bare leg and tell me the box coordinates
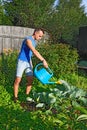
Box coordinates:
[26,76,34,95]
[14,77,21,98]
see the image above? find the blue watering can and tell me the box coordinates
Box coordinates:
[34,63,61,85]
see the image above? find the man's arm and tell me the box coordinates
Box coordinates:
[26,39,48,68]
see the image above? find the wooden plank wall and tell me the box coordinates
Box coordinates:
[0,26,49,54]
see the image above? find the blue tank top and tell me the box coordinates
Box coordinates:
[18,36,37,62]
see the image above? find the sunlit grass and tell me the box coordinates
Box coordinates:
[0,49,87,130]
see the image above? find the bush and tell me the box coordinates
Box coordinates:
[33,43,79,78]
[0,49,18,86]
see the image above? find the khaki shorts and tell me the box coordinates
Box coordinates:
[16,59,33,77]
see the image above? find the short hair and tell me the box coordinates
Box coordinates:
[33,28,44,35]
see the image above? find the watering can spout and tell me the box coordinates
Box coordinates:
[46,81,56,84]
[46,80,62,85]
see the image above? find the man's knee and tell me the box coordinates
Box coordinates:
[14,77,21,85]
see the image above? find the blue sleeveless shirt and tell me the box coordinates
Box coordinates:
[18,36,37,62]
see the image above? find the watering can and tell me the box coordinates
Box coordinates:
[34,63,61,85]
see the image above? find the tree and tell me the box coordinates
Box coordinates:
[0,1,5,24]
[3,0,54,28]
[44,0,87,45]
[3,0,87,46]
[0,0,12,25]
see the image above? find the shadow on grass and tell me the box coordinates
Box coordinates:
[0,105,57,130]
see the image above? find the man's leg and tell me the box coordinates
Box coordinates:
[26,76,34,95]
[13,77,21,101]
[14,60,25,101]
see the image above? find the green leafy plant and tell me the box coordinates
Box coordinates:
[0,46,87,130]
[77,114,87,121]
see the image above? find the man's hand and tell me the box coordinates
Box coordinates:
[42,60,48,68]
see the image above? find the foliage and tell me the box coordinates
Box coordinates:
[0,81,87,129]
[31,80,87,129]
[77,114,87,121]
[0,1,12,25]
[0,49,18,86]
[33,43,79,78]
[45,0,87,45]
[0,2,3,24]
[3,0,54,27]
[2,0,87,46]
[33,43,87,90]
[0,47,87,129]
[31,80,87,108]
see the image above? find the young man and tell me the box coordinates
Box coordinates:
[13,28,48,102]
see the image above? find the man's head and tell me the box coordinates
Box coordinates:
[33,28,44,41]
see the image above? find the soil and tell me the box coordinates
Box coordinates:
[20,101,58,114]
[20,101,38,111]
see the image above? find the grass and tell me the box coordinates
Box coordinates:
[0,51,87,130]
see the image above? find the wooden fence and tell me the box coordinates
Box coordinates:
[0,25,48,54]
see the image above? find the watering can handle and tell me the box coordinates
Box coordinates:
[34,62,53,76]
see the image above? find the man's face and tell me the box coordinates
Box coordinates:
[35,31,44,41]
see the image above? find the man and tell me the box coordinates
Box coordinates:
[13,28,48,102]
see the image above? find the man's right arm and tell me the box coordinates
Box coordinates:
[26,39,48,68]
